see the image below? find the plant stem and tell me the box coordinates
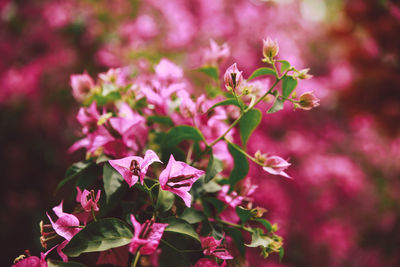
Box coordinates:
[91,208,97,222]
[131,251,140,267]
[208,76,280,148]
[186,143,194,163]
[223,138,263,166]
[216,218,252,232]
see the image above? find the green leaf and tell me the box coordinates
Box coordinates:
[227,142,249,189]
[156,189,175,212]
[91,91,121,106]
[203,197,225,214]
[162,217,200,242]
[147,115,174,126]
[248,67,276,80]
[162,125,205,148]
[63,218,133,257]
[202,180,222,193]
[245,228,273,248]
[96,154,111,164]
[56,161,92,191]
[279,246,285,262]
[281,75,298,99]
[198,66,219,81]
[225,227,245,257]
[279,60,291,74]
[236,206,252,224]
[206,98,241,113]
[47,259,86,267]
[239,108,262,147]
[103,163,125,203]
[205,153,223,183]
[255,218,272,232]
[267,91,284,114]
[180,208,206,224]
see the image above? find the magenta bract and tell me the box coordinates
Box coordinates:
[109,149,162,186]
[159,154,205,207]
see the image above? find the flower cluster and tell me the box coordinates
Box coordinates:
[12,38,319,266]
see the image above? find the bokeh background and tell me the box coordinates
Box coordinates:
[1,0,400,266]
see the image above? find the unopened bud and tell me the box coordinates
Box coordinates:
[254,150,267,163]
[251,207,267,218]
[297,91,320,110]
[70,72,94,102]
[224,63,243,91]
[262,37,279,60]
[296,68,313,80]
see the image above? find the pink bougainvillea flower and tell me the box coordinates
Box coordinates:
[76,102,100,134]
[262,155,292,179]
[193,258,227,267]
[46,201,81,241]
[12,251,47,267]
[203,39,230,65]
[155,58,183,82]
[201,236,233,260]
[76,187,101,212]
[109,149,162,186]
[177,89,196,118]
[129,215,168,255]
[159,155,205,207]
[223,63,243,91]
[40,202,82,262]
[70,71,94,102]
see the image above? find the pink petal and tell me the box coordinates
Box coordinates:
[57,240,69,262]
[109,156,141,187]
[47,213,80,241]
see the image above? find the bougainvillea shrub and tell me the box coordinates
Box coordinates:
[4,0,400,266]
[12,37,319,266]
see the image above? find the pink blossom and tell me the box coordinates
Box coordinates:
[177,90,196,118]
[46,202,81,241]
[70,72,94,102]
[262,155,292,179]
[12,252,47,267]
[109,150,162,187]
[129,215,168,255]
[223,63,243,91]
[155,58,183,82]
[201,236,233,260]
[159,155,205,207]
[41,202,82,262]
[75,187,101,212]
[76,102,100,134]
[203,39,230,65]
[98,68,131,87]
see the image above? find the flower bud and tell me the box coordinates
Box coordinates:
[296,68,313,80]
[262,37,279,60]
[223,63,243,91]
[262,155,291,179]
[255,150,267,163]
[298,91,320,110]
[251,207,267,218]
[70,72,94,102]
